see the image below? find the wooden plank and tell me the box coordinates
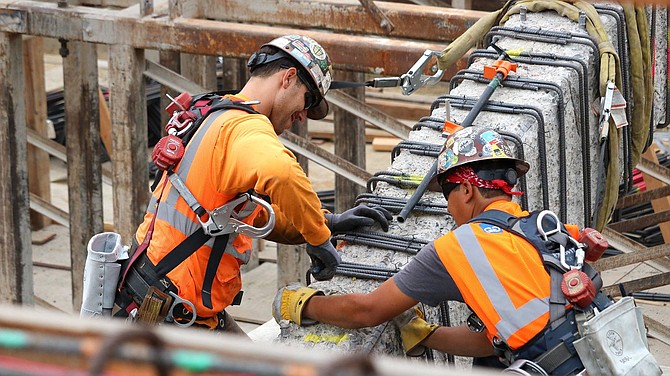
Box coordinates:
[158,49,180,128]
[276,243,311,289]
[0,1,466,78]
[372,137,402,151]
[226,262,278,325]
[98,88,112,157]
[109,44,149,243]
[603,271,670,297]
[334,70,365,212]
[0,32,33,305]
[63,40,104,311]
[365,96,430,121]
[23,36,51,230]
[180,53,217,92]
[197,0,483,43]
[641,144,670,243]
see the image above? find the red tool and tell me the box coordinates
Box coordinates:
[580,228,608,262]
[561,269,596,308]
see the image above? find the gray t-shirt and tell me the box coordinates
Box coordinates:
[393,241,464,306]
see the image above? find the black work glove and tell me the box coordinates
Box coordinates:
[324,206,393,234]
[306,240,341,281]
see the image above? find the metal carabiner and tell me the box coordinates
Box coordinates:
[535,210,561,242]
[165,291,197,328]
[201,193,275,238]
[198,194,249,236]
[400,50,445,96]
[224,194,275,238]
[537,210,584,270]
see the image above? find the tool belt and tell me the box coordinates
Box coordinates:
[114,242,242,328]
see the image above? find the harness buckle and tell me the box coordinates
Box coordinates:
[165,291,197,328]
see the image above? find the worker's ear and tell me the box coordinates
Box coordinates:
[281,67,298,89]
[462,181,475,203]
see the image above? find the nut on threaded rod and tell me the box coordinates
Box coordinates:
[279,320,290,338]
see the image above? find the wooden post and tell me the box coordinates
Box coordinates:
[277,118,311,287]
[159,50,181,129]
[181,54,217,91]
[63,40,104,311]
[23,37,52,230]
[221,58,248,91]
[642,144,670,244]
[0,32,33,305]
[109,44,149,244]
[333,70,365,212]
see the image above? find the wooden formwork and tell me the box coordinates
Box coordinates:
[0,0,482,310]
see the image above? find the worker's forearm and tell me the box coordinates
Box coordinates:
[423,326,494,357]
[303,294,382,329]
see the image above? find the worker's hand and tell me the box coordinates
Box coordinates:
[306,240,341,281]
[272,284,324,325]
[325,205,393,234]
[393,307,439,357]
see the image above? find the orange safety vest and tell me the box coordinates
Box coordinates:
[135,107,261,319]
[434,201,555,350]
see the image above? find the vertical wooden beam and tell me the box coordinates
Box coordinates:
[181,54,217,92]
[63,40,104,311]
[109,44,149,245]
[221,58,248,91]
[0,32,33,305]
[159,50,181,128]
[277,119,311,287]
[23,37,51,230]
[334,70,365,212]
[642,144,670,243]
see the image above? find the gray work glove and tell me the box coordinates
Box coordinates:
[324,205,393,234]
[306,240,341,281]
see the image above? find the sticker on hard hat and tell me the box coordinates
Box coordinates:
[479,224,503,234]
[440,150,458,170]
[310,44,327,60]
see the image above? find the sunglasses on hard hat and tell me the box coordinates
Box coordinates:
[440,182,459,201]
[280,63,321,111]
[296,71,321,111]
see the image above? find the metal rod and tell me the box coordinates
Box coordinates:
[397,51,509,223]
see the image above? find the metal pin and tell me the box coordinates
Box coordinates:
[579,11,587,31]
[520,6,527,22]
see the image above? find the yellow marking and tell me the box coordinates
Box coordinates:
[303,332,350,344]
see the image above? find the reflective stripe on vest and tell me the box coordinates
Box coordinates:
[151,110,253,263]
[453,225,549,343]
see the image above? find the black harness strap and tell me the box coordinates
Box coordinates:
[201,234,230,309]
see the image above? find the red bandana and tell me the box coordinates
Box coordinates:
[443,166,523,196]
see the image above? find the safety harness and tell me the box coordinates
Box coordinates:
[115,92,275,328]
[467,209,611,375]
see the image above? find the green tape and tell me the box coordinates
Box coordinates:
[172,350,214,372]
[0,330,28,348]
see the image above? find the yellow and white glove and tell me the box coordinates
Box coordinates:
[393,307,439,357]
[272,284,324,326]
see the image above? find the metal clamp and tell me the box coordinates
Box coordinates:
[400,50,445,96]
[598,80,615,140]
[165,291,197,328]
[198,193,275,238]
